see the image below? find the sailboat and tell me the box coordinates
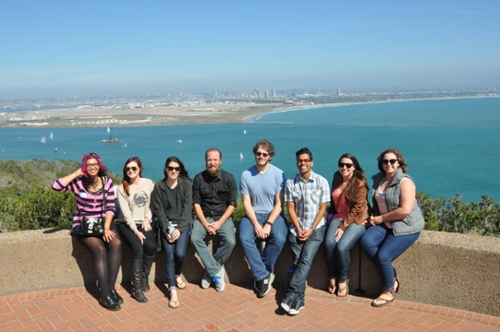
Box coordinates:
[240,152,244,160]
[41,136,46,143]
[102,126,118,143]
[50,132,53,140]
[243,130,247,134]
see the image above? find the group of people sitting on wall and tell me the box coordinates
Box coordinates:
[52,140,424,315]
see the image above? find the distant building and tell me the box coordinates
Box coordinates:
[336,88,341,97]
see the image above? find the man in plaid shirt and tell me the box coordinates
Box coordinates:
[281,147,330,316]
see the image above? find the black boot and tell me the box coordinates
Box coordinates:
[99,295,121,311]
[132,259,148,303]
[142,254,155,292]
[110,289,124,304]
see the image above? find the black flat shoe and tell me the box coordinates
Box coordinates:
[110,290,124,304]
[99,295,121,311]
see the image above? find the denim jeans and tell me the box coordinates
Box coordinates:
[360,224,420,292]
[238,213,287,280]
[161,224,191,291]
[286,226,325,301]
[190,217,236,277]
[324,219,366,283]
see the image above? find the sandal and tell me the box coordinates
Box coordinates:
[371,296,394,307]
[393,269,400,293]
[169,290,179,309]
[176,275,187,290]
[336,280,349,298]
[327,278,336,294]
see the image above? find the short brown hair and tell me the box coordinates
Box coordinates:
[376,148,408,173]
[252,139,275,157]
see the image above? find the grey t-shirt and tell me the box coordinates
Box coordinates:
[240,164,286,214]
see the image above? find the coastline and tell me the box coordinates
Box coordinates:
[1,95,498,129]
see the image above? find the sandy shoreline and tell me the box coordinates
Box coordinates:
[0,102,298,129]
[2,95,497,129]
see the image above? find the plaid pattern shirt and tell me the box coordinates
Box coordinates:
[285,171,330,236]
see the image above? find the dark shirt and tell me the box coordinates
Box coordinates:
[192,169,237,218]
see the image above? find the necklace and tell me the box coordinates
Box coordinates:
[91,179,99,189]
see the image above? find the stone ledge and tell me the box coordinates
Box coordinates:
[0,229,498,316]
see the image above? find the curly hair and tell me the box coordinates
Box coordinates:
[376,148,408,173]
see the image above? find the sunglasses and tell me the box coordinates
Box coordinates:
[255,152,269,157]
[382,159,398,165]
[86,163,99,168]
[125,166,138,172]
[167,166,181,172]
[338,162,354,169]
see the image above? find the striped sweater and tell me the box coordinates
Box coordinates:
[52,177,116,228]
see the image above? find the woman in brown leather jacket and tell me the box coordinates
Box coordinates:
[324,153,369,297]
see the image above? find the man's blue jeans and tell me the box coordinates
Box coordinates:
[238,213,287,281]
[190,217,236,277]
[286,226,326,301]
[324,219,366,283]
[161,224,191,291]
[360,224,420,292]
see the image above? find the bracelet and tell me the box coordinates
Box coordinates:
[265,221,273,226]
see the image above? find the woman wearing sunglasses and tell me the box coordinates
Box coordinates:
[117,156,155,303]
[324,153,369,297]
[151,156,193,309]
[360,149,424,307]
[52,152,122,310]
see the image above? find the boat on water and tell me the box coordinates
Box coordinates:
[41,136,46,143]
[102,127,118,143]
[240,152,244,159]
[50,132,53,140]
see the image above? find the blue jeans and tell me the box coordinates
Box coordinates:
[238,213,287,280]
[360,224,420,292]
[190,217,236,277]
[286,226,325,301]
[161,224,191,291]
[324,219,366,283]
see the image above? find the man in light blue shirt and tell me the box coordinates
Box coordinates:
[239,140,287,298]
[281,147,330,315]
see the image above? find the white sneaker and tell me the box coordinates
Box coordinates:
[213,267,226,292]
[200,270,212,289]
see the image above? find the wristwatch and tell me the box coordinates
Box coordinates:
[265,221,273,226]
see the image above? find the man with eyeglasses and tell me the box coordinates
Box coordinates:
[238,139,287,298]
[190,147,237,292]
[280,147,330,316]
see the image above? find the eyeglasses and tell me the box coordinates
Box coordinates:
[297,159,311,164]
[338,162,354,169]
[255,152,269,157]
[382,159,398,165]
[167,166,181,172]
[86,163,99,168]
[125,166,138,172]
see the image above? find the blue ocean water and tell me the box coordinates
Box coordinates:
[1,97,499,202]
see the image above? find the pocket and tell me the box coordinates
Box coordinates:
[310,190,321,204]
[292,189,303,202]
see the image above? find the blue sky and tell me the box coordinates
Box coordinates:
[1,0,499,99]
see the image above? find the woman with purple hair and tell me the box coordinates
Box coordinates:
[52,152,123,311]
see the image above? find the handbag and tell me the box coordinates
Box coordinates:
[79,177,107,236]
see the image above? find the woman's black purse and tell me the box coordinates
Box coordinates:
[79,177,106,236]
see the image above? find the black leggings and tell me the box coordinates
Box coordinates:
[74,222,122,298]
[118,222,156,259]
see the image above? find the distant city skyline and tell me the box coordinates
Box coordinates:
[1,1,499,100]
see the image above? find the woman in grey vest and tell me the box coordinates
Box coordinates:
[360,149,424,307]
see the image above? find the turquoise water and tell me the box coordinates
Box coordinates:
[1,97,499,202]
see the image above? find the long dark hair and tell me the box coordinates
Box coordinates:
[121,156,144,196]
[331,153,368,208]
[164,156,190,181]
[80,152,107,190]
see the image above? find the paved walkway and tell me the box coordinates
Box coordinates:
[1,283,499,332]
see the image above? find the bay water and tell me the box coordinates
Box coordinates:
[1,97,499,202]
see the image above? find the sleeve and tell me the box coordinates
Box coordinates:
[145,179,154,221]
[343,181,368,228]
[277,169,286,194]
[117,184,137,230]
[226,173,237,208]
[151,182,170,235]
[104,178,116,216]
[240,171,249,196]
[192,174,202,206]
[284,178,293,202]
[177,180,193,233]
[52,178,75,193]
